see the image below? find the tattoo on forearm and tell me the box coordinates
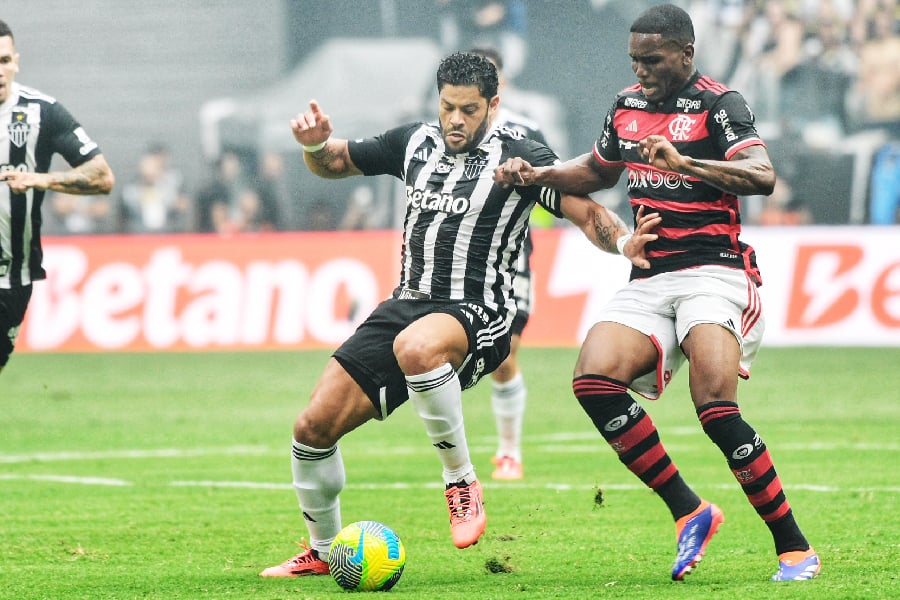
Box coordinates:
[56,163,109,194]
[593,214,619,253]
[309,146,345,177]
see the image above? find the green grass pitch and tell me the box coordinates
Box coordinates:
[2,347,898,599]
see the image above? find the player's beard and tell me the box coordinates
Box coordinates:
[444,113,491,155]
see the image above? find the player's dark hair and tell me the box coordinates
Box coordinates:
[468,47,503,73]
[0,20,14,41]
[436,52,499,100]
[631,3,695,46]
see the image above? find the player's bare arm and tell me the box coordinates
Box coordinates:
[561,196,660,269]
[640,135,775,196]
[291,99,362,179]
[495,152,624,196]
[0,154,114,194]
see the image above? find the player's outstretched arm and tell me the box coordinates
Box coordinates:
[0,154,115,195]
[639,135,775,196]
[495,153,624,196]
[291,99,362,179]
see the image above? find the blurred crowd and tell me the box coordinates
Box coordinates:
[693,0,898,132]
[42,0,899,235]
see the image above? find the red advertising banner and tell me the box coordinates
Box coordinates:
[17,226,899,353]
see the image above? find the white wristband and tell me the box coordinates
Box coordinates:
[302,139,328,153]
[616,233,633,255]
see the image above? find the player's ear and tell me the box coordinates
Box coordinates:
[489,95,500,112]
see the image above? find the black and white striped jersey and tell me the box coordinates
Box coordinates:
[0,82,103,289]
[494,107,548,315]
[348,121,563,317]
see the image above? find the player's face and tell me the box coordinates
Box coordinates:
[439,84,498,154]
[628,33,693,103]
[0,36,19,104]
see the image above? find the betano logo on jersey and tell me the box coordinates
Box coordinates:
[0,162,28,174]
[405,186,470,214]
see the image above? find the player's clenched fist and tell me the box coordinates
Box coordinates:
[493,157,536,187]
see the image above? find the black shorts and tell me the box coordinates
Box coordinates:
[510,265,532,337]
[509,309,529,337]
[333,297,511,419]
[0,285,33,366]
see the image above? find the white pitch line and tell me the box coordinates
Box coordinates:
[4,474,898,494]
[0,445,276,464]
[0,474,130,486]
[0,439,896,464]
[167,480,900,494]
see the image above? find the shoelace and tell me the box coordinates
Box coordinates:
[287,539,319,565]
[447,485,476,520]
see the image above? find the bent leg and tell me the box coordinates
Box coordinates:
[291,358,379,556]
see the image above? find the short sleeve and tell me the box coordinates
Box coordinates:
[46,101,102,167]
[592,99,622,166]
[347,122,421,179]
[507,137,564,218]
[708,91,765,160]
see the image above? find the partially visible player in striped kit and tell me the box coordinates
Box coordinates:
[260,51,659,579]
[0,20,115,376]
[494,3,819,583]
[470,46,550,481]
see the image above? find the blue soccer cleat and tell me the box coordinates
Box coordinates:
[771,548,821,581]
[672,500,724,580]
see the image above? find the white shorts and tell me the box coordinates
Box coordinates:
[596,266,764,400]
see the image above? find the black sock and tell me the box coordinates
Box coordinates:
[574,374,700,520]
[698,401,809,554]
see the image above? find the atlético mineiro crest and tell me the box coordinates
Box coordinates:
[8,111,30,148]
[463,153,488,179]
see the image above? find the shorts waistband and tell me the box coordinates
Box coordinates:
[395,287,432,300]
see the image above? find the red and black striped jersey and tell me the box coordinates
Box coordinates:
[348,121,562,317]
[593,72,764,285]
[0,82,103,289]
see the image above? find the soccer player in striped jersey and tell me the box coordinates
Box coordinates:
[494,3,819,583]
[260,51,659,578]
[0,20,114,377]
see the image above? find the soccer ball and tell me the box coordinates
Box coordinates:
[328,520,406,591]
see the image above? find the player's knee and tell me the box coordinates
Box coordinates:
[393,329,436,374]
[492,357,516,381]
[293,410,340,449]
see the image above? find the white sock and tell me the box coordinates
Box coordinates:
[407,363,475,486]
[492,371,526,462]
[291,439,346,558]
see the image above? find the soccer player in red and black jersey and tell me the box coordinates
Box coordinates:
[0,19,114,376]
[494,3,820,583]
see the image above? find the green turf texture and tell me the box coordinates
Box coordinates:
[2,347,898,599]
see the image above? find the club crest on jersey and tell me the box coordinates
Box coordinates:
[463,154,488,179]
[668,114,696,141]
[8,111,30,148]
